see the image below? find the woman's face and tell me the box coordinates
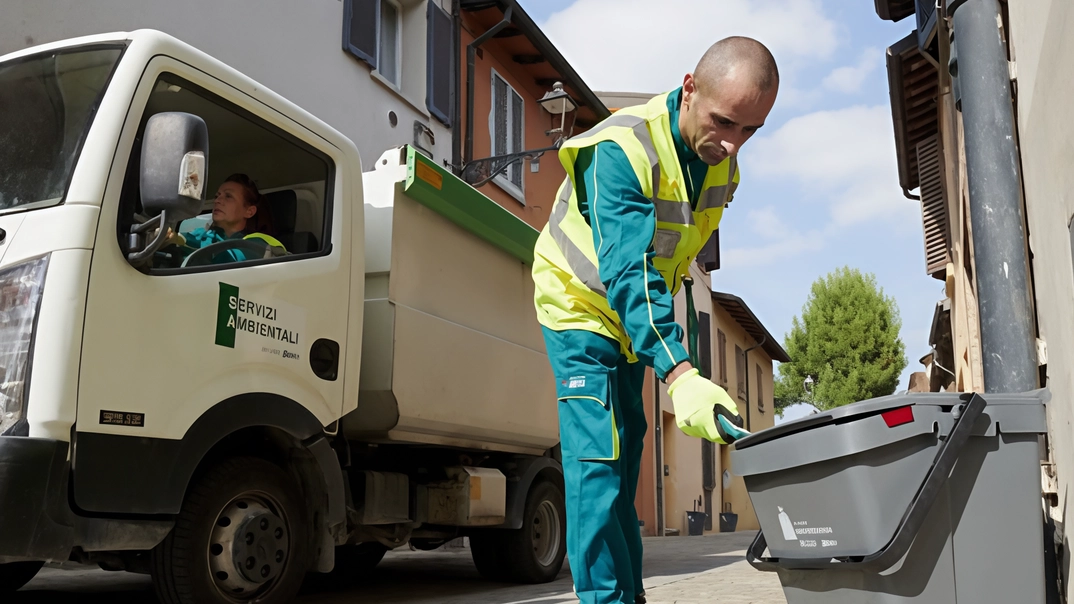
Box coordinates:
[212,182,256,235]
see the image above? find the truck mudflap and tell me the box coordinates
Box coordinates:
[0,438,74,563]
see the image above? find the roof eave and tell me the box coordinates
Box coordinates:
[710,292,792,363]
[460,0,610,120]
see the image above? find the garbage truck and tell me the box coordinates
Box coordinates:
[0,29,566,602]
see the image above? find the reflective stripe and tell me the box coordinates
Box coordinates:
[654,198,693,225]
[698,156,737,211]
[548,185,608,297]
[571,113,648,141]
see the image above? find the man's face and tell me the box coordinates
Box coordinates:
[680,70,777,166]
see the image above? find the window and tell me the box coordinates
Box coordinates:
[491,70,524,198]
[344,0,453,124]
[699,312,712,379]
[342,0,403,86]
[426,1,453,126]
[757,364,765,414]
[118,74,332,273]
[735,345,746,400]
[717,329,727,384]
[378,0,401,85]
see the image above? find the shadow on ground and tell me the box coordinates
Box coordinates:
[13,532,757,604]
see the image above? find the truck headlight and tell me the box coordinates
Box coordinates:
[0,255,49,436]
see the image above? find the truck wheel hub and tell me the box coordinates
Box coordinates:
[208,494,290,597]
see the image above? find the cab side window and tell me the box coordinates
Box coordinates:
[118,73,332,271]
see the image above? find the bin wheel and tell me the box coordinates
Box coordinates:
[470,480,566,584]
[0,561,43,593]
[151,457,310,604]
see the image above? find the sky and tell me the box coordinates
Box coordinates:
[515,0,932,421]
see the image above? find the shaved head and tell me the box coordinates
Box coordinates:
[678,37,779,165]
[694,36,779,94]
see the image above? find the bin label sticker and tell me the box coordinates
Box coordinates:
[777,507,797,541]
[778,506,836,545]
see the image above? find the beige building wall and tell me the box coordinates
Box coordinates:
[1005,1,1074,595]
[712,303,775,532]
[649,263,779,535]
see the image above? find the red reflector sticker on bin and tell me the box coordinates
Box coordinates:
[881,406,914,428]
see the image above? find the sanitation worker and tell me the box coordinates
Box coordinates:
[531,37,779,604]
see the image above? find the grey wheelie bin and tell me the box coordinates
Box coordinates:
[730,390,1049,604]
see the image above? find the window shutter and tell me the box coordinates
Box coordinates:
[426,1,453,126]
[917,135,949,280]
[343,0,378,68]
[735,345,745,400]
[756,364,764,413]
[698,312,712,379]
[717,330,727,384]
[696,229,720,272]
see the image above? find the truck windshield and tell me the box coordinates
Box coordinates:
[0,46,122,212]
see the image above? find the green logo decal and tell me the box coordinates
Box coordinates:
[216,282,239,348]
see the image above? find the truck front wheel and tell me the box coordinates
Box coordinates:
[471,479,566,584]
[151,457,310,604]
[0,561,43,594]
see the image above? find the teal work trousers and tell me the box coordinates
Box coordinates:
[542,327,647,604]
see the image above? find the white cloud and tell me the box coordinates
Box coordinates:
[822,49,881,94]
[749,104,917,227]
[539,0,839,93]
[747,207,792,240]
[723,229,826,267]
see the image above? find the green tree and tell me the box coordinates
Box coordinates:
[775,267,907,413]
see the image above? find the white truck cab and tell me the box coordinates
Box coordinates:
[0,30,562,603]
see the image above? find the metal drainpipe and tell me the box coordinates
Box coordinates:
[451,0,462,173]
[742,335,766,431]
[464,1,514,166]
[654,373,665,537]
[949,0,1038,393]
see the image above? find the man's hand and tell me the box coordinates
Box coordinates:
[667,369,750,444]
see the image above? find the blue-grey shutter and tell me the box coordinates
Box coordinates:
[426,1,453,126]
[697,229,720,271]
[343,0,378,68]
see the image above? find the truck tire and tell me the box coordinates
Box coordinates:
[0,561,43,594]
[151,457,310,604]
[471,479,566,584]
[469,531,509,581]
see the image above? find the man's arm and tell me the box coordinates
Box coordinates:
[575,142,692,382]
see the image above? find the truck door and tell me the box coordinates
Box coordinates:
[73,55,351,514]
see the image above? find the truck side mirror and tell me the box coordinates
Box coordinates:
[128,112,209,264]
[140,111,208,221]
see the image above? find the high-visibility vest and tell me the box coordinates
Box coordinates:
[532,91,739,359]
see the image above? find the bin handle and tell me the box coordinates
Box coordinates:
[745,393,987,573]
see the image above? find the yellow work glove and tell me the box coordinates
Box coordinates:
[667,369,750,444]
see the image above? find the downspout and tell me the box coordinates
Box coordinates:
[654,373,665,537]
[451,0,462,174]
[464,1,514,166]
[742,335,767,431]
[948,0,1037,393]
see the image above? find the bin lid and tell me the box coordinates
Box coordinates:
[734,389,1049,451]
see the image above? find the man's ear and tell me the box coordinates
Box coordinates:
[682,73,696,107]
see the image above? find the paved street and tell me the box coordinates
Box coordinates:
[13,532,786,603]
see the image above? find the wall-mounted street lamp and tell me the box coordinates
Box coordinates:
[461,81,578,188]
